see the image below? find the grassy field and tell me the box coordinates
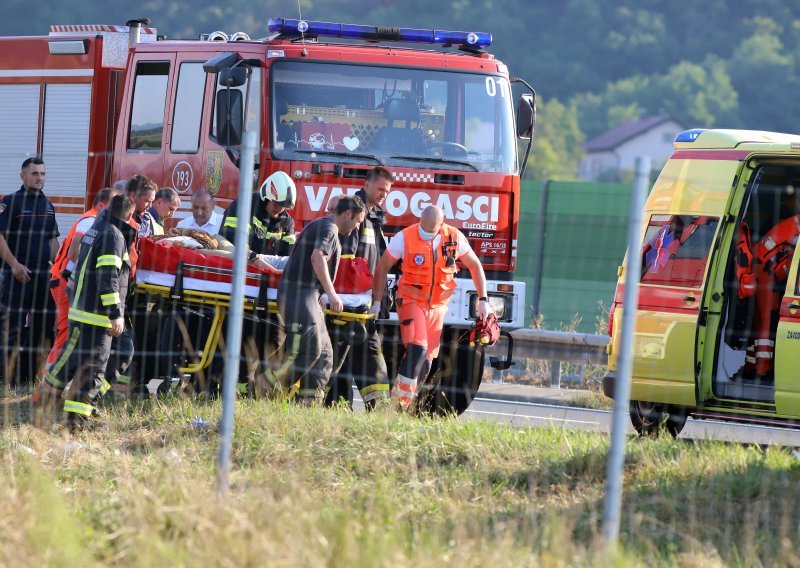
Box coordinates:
[1,391,799,567]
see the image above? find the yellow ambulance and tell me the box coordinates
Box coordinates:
[604,128,800,436]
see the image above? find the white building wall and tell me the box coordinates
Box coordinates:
[615,121,683,172]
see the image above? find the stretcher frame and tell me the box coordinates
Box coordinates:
[133,260,375,380]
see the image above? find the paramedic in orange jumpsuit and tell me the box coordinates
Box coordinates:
[372,205,490,407]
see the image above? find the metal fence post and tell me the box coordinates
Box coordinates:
[216,130,258,496]
[549,360,561,388]
[531,179,550,319]
[602,156,649,548]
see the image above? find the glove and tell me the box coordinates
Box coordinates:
[368,301,381,317]
[476,299,491,322]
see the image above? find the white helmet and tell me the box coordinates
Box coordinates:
[259,171,296,208]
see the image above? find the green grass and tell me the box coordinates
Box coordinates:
[1,392,799,567]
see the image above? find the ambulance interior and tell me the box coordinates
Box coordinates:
[715,164,800,402]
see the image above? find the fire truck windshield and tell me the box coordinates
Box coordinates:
[270,61,517,174]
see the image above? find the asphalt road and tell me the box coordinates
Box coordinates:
[463,397,800,447]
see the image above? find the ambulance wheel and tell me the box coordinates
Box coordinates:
[629,400,686,438]
[416,334,484,417]
[664,406,687,438]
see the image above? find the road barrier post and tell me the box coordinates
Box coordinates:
[216,130,258,496]
[602,155,649,548]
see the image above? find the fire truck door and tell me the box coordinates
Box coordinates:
[773,246,800,417]
[115,54,176,190]
[163,55,216,213]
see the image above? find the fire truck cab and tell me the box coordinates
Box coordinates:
[605,129,800,434]
[0,18,535,413]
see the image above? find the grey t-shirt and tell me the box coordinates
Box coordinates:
[278,216,340,295]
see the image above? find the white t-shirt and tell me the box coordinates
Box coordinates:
[386,227,471,260]
[176,211,222,234]
[74,216,95,236]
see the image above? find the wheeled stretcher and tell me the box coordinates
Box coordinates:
[131,238,375,389]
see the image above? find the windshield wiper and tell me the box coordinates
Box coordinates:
[389,155,478,172]
[292,149,384,165]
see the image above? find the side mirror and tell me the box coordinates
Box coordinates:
[216,88,243,147]
[516,93,535,140]
[218,66,247,88]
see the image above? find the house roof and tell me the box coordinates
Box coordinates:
[584,114,677,152]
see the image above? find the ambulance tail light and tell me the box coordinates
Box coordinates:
[267,18,492,49]
[607,303,616,338]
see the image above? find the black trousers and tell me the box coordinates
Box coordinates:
[279,289,333,402]
[46,321,112,421]
[326,320,389,408]
[0,270,55,387]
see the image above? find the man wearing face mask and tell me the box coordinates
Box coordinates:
[372,205,490,408]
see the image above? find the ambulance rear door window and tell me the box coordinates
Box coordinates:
[640,214,719,287]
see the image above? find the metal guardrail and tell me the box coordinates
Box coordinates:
[487,329,610,387]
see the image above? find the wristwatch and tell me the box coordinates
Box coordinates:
[478,296,488,302]
[249,251,258,262]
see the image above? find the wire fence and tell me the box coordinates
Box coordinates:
[4,148,800,565]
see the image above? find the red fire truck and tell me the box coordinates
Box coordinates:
[0,18,535,413]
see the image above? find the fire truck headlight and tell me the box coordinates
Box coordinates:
[469,292,512,322]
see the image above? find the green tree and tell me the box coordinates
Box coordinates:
[526,98,585,181]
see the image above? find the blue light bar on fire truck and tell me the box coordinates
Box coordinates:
[267,18,492,49]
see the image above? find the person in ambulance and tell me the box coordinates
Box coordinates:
[740,180,800,378]
[372,205,490,409]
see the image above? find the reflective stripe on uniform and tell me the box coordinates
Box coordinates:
[297,388,322,399]
[100,292,120,306]
[282,234,296,244]
[99,377,111,395]
[237,383,249,393]
[252,217,266,231]
[361,383,390,402]
[362,226,375,245]
[224,217,239,229]
[68,308,112,328]
[391,374,418,406]
[64,399,94,417]
[116,375,130,385]
[46,327,81,388]
[96,254,122,269]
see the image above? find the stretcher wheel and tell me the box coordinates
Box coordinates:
[341,321,368,345]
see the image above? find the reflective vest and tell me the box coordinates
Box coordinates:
[396,223,460,308]
[50,207,99,281]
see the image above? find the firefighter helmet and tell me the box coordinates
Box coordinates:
[259,171,296,208]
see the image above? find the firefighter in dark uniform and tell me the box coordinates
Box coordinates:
[0,157,59,387]
[326,167,393,409]
[36,194,137,427]
[223,171,297,395]
[278,196,365,405]
[220,170,297,258]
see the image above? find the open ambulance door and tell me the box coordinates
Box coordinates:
[773,247,800,417]
[627,213,721,408]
